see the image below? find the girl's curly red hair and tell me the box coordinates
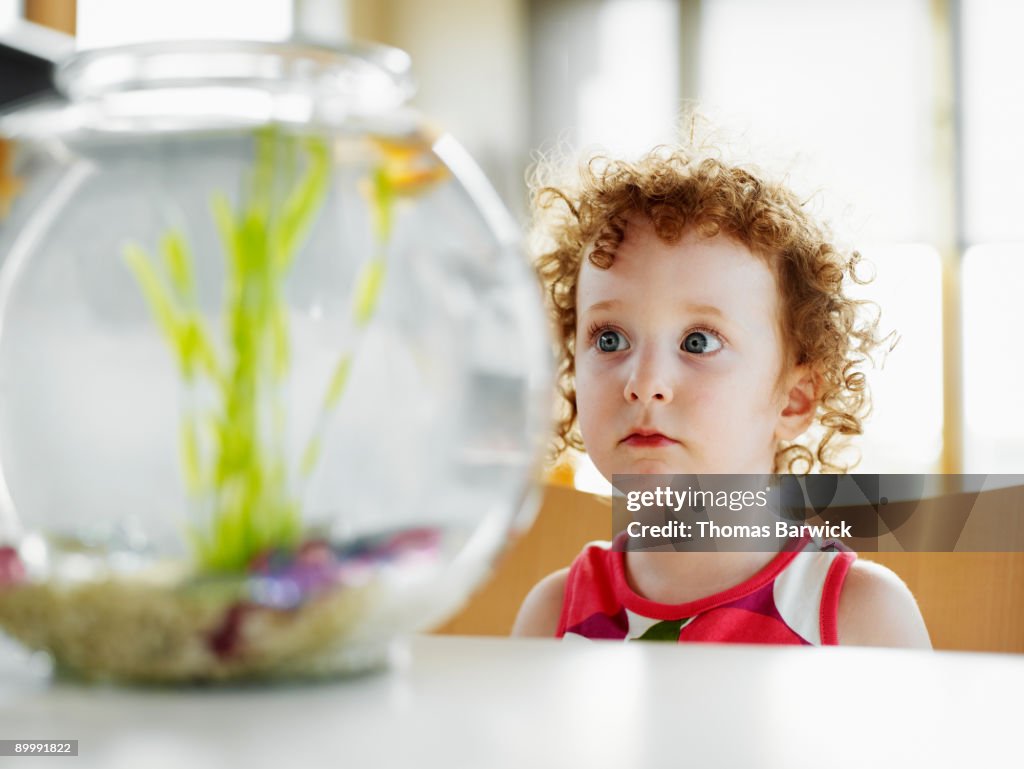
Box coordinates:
[530,144,886,474]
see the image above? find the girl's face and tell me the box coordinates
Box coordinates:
[575,216,811,478]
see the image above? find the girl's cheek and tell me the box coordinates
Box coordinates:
[684,366,742,405]
[577,350,617,382]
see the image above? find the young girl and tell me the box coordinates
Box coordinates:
[512,143,931,648]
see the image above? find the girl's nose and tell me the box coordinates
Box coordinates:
[623,348,675,404]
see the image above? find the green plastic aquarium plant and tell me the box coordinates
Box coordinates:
[123,128,394,572]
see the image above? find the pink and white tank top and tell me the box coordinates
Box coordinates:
[557,536,855,645]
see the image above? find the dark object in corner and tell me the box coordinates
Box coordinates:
[0,20,73,110]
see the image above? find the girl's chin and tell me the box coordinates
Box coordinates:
[613,458,694,475]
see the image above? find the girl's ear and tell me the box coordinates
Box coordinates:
[776,366,818,441]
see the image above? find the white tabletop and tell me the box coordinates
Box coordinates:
[0,633,1021,769]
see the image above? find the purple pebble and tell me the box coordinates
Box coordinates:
[0,546,25,586]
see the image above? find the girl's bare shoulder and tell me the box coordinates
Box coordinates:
[837,559,932,649]
[511,568,570,638]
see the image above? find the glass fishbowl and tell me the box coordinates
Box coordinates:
[0,40,551,682]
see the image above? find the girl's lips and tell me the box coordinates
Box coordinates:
[622,433,677,448]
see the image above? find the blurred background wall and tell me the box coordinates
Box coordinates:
[5,0,1024,488]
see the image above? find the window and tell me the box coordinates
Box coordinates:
[960,1,1024,473]
[528,0,679,157]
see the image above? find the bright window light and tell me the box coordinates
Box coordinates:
[963,245,1024,473]
[576,0,679,157]
[698,0,934,244]
[1,0,19,27]
[76,0,293,49]
[847,245,943,473]
[961,0,1024,243]
[573,451,612,497]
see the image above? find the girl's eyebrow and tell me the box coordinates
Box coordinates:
[581,299,726,319]
[580,299,621,315]
[683,303,725,319]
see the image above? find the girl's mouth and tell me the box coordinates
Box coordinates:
[622,433,676,447]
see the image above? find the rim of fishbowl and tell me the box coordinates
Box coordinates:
[54,38,416,117]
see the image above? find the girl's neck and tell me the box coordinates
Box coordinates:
[623,548,783,606]
[617,471,785,605]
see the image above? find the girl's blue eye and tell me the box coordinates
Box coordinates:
[597,330,628,352]
[682,331,722,354]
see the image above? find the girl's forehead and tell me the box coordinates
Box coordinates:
[577,226,781,322]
